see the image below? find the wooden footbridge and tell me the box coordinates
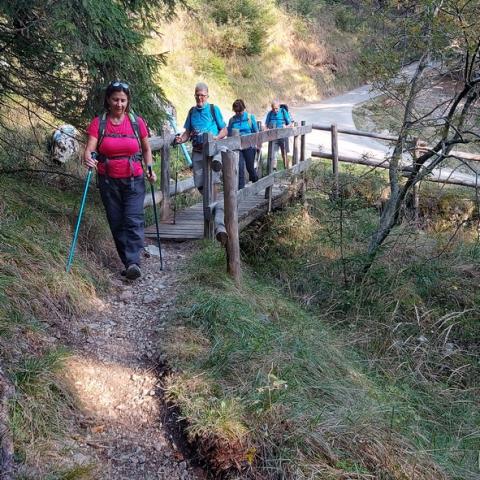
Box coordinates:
[143,123,312,242]
[142,119,479,281]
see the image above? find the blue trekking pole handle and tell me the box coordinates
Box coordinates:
[148,165,163,270]
[66,160,94,272]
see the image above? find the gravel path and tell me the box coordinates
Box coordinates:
[62,241,205,480]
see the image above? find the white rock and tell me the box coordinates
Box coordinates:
[144,245,161,257]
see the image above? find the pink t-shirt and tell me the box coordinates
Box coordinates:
[86,115,148,178]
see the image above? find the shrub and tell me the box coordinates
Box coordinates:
[202,0,272,56]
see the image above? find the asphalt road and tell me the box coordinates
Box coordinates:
[290,83,388,158]
[290,72,479,188]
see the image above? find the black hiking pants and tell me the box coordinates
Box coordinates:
[98,175,145,268]
[239,147,258,190]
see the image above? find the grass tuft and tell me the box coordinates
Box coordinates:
[9,349,73,446]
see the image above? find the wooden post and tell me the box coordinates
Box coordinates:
[265,140,274,212]
[292,133,299,166]
[256,121,263,179]
[300,120,306,163]
[203,132,215,239]
[160,127,171,221]
[284,138,290,170]
[301,172,307,206]
[222,149,241,285]
[213,203,227,245]
[331,123,339,200]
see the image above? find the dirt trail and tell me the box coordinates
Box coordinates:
[61,241,204,479]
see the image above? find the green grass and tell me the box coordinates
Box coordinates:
[163,163,480,478]
[9,348,74,451]
[0,173,112,474]
[163,242,453,478]
[239,169,480,478]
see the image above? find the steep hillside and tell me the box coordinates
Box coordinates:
[148,1,360,121]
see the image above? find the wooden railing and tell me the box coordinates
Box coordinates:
[311,124,480,193]
[202,122,312,282]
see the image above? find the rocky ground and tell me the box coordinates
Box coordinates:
[59,241,205,479]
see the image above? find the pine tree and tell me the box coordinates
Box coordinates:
[0,0,177,127]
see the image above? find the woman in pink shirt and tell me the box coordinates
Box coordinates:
[83,81,156,280]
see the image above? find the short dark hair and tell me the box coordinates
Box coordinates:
[104,81,131,112]
[232,99,246,112]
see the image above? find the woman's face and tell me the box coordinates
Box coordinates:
[107,91,129,115]
[234,106,244,115]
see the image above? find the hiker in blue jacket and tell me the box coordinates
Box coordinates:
[264,100,292,170]
[227,99,259,189]
[175,82,227,193]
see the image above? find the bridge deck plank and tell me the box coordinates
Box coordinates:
[145,186,284,241]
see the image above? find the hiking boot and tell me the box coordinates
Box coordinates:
[125,264,141,280]
[211,158,222,172]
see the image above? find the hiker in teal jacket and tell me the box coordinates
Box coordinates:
[227,99,259,189]
[175,83,227,193]
[264,100,292,170]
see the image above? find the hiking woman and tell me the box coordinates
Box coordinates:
[83,81,156,280]
[227,99,259,189]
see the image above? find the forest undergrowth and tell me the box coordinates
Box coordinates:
[164,161,480,479]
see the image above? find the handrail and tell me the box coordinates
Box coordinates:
[312,124,398,142]
[313,151,480,189]
[205,124,312,156]
[148,133,176,152]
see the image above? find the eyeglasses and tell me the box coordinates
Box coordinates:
[109,81,129,90]
[195,93,208,98]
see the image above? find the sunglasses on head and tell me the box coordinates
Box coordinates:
[109,81,129,90]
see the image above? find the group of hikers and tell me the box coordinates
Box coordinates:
[83,80,292,280]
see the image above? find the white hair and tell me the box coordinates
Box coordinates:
[195,82,209,93]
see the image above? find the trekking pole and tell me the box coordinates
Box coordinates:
[148,165,164,270]
[66,155,95,272]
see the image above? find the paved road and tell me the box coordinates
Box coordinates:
[290,73,479,188]
[291,84,388,159]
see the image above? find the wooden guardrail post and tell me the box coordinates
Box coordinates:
[160,126,171,221]
[265,140,274,212]
[300,120,306,163]
[203,132,215,239]
[292,127,299,166]
[221,149,241,285]
[331,123,339,199]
